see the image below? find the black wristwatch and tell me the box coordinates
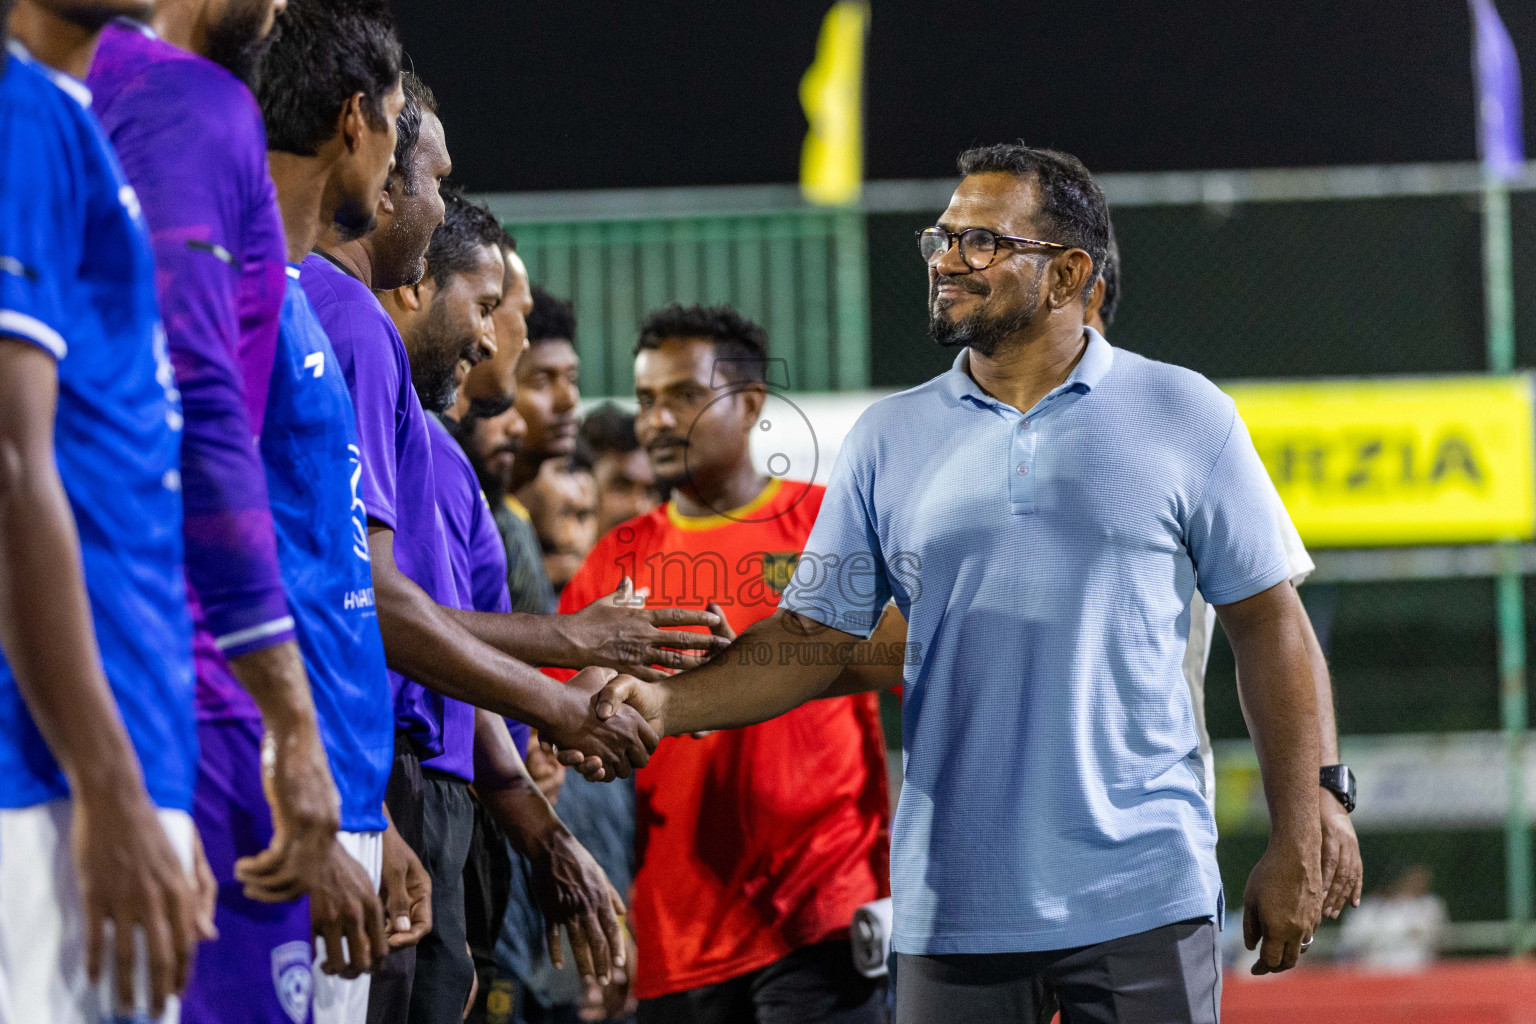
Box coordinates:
[1320,765,1356,814]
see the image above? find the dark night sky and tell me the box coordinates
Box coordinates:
[392,1,1536,192]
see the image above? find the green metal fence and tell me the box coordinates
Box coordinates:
[494,205,868,398]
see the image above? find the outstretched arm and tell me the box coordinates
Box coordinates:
[1218,579,1323,977]
[368,524,654,777]
[445,579,727,680]
[0,340,196,1015]
[587,608,872,747]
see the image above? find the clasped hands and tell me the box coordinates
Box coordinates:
[542,597,733,781]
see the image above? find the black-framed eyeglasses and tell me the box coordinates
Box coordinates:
[916,226,1069,270]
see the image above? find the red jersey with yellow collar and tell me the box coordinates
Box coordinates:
[556,479,890,998]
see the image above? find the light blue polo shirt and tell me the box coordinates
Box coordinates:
[781,327,1290,955]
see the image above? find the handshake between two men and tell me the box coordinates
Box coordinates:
[546,600,896,782]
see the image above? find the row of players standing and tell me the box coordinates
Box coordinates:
[0,0,875,1022]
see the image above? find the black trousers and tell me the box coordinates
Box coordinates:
[368,737,425,1024]
[894,917,1221,1024]
[367,737,479,1024]
[637,939,884,1024]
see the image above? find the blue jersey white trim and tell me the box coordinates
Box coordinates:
[0,309,67,358]
[0,48,196,812]
[213,616,297,652]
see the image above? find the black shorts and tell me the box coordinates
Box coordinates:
[367,735,479,1024]
[637,939,885,1024]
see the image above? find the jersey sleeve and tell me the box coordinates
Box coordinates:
[0,98,79,360]
[106,67,292,656]
[779,420,891,638]
[1185,405,1294,607]
[1262,477,1314,586]
[469,499,512,615]
[328,302,404,529]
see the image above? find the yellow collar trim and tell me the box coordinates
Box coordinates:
[502,496,532,521]
[666,478,782,531]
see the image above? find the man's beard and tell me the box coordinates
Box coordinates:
[203,0,272,90]
[370,177,431,290]
[927,268,1042,358]
[331,193,378,243]
[446,411,515,504]
[409,312,474,414]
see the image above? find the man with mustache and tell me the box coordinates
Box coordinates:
[554,303,891,1024]
[582,145,1327,1023]
[0,0,201,1018]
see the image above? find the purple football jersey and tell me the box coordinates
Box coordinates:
[89,21,291,720]
[300,253,456,764]
[427,415,530,773]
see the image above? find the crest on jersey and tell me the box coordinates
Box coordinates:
[271,940,313,1024]
[761,552,800,596]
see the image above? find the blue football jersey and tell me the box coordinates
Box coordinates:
[0,46,196,811]
[262,271,392,831]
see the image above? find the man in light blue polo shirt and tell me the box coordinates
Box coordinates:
[573,143,1324,1023]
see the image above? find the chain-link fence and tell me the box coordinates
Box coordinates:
[488,163,1536,397]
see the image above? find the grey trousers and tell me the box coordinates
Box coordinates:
[894,917,1221,1024]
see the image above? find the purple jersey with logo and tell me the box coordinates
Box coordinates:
[89,22,291,721]
[428,416,530,768]
[300,253,456,764]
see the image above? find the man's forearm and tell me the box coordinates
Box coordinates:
[228,641,323,732]
[1221,583,1322,846]
[657,610,861,735]
[1298,607,1340,763]
[445,607,576,669]
[369,528,576,733]
[822,603,910,699]
[470,709,562,857]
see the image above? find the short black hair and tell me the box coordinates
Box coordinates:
[424,186,502,290]
[1098,224,1121,329]
[956,142,1110,299]
[580,403,640,456]
[526,286,576,345]
[635,303,768,384]
[258,0,401,157]
[391,70,438,194]
[567,437,595,474]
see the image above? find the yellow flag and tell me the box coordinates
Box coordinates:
[799,1,870,206]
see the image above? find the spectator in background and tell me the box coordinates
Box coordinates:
[1336,865,1446,972]
[580,405,663,536]
[498,286,578,615]
[491,291,639,1024]
[523,452,599,594]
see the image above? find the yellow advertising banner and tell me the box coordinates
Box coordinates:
[1223,375,1536,547]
